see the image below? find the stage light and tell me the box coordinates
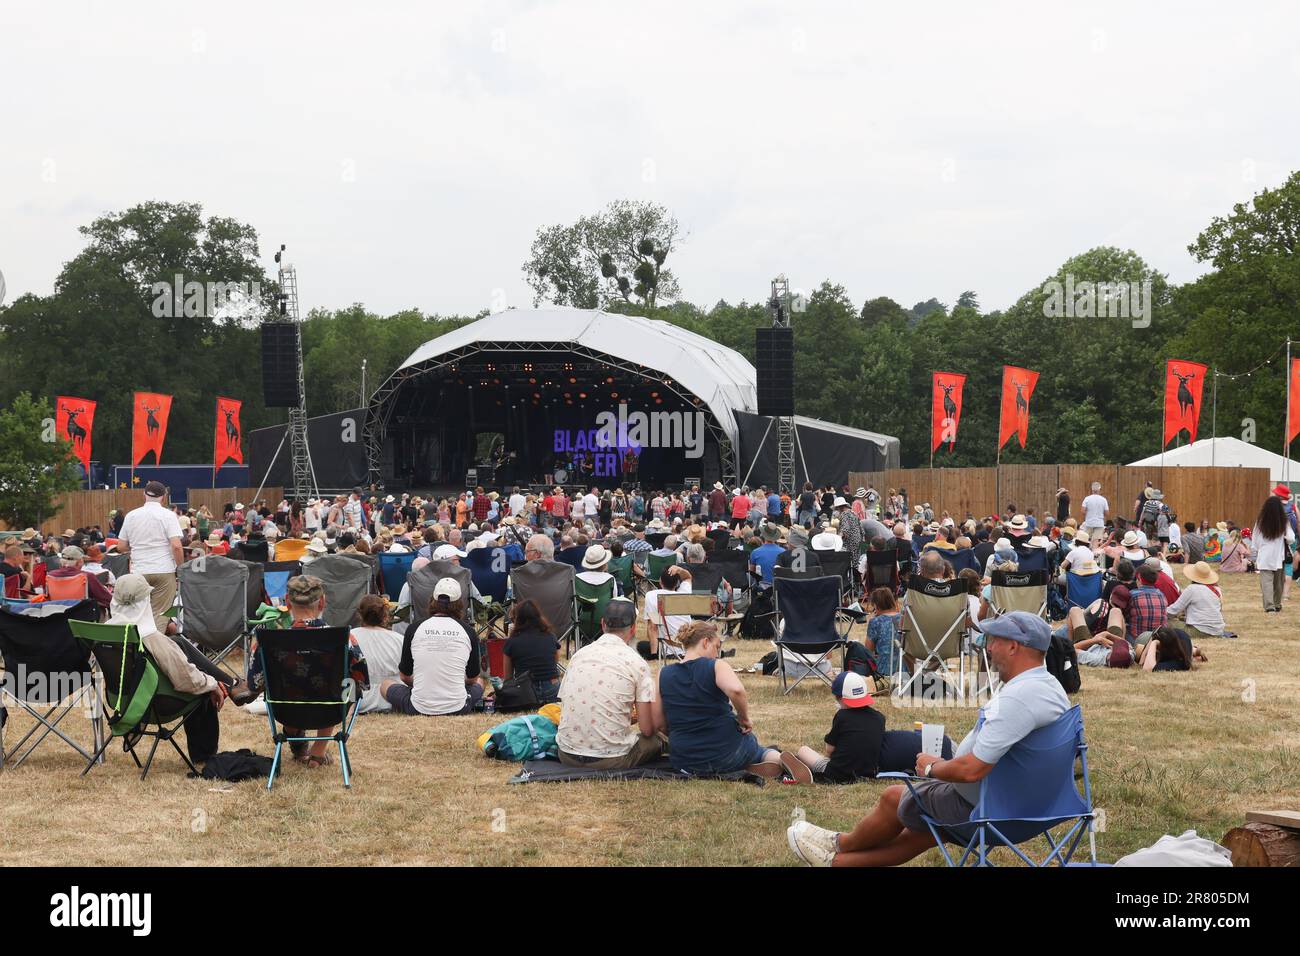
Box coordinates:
[651,391,659,398]
[610,391,618,398]
[605,376,614,384]
[528,378,536,384]
[564,392,571,399]
[655,397,663,404]
[579,392,587,399]
[568,377,576,384]
[533,392,540,399]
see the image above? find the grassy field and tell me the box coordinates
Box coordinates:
[2,574,1297,867]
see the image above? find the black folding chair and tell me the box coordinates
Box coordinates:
[0,601,102,771]
[865,549,901,596]
[773,575,849,694]
[816,551,856,605]
[255,625,359,789]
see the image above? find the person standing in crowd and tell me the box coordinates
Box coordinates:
[708,481,728,523]
[1081,481,1109,539]
[116,480,184,626]
[1055,487,1070,523]
[1252,493,1294,613]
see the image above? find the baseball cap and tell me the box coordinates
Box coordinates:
[831,671,874,707]
[433,577,462,602]
[144,480,168,499]
[433,544,466,561]
[974,610,1052,652]
[61,545,85,561]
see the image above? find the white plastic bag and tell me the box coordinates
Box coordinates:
[1112,830,1233,867]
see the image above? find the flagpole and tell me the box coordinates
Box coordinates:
[1211,367,1217,467]
[1285,339,1292,485]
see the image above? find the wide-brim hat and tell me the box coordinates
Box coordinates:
[833,496,849,509]
[306,539,328,554]
[1184,561,1220,585]
[1007,514,1028,531]
[913,505,924,514]
[1056,488,1068,496]
[1060,526,1076,540]
[1121,530,1142,548]
[582,544,610,570]
[20,528,37,541]
[762,524,782,542]
[1074,558,1101,575]
[1215,522,1229,532]
[713,481,724,491]
[1028,535,1050,549]
[855,488,868,499]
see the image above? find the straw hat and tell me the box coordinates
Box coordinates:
[1007,514,1028,531]
[581,544,610,570]
[1184,561,1220,586]
[1215,521,1229,532]
[1073,557,1101,575]
[1121,530,1142,549]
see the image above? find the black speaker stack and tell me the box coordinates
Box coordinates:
[260,321,302,407]
[755,326,794,416]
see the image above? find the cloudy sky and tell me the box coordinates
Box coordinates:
[3,1,1298,318]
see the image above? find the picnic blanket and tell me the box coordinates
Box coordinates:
[509,758,764,786]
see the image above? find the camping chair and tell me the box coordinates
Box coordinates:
[644,552,678,595]
[707,528,732,551]
[178,555,252,669]
[407,560,476,633]
[262,560,302,606]
[464,547,512,641]
[0,601,103,771]
[645,531,668,550]
[574,576,616,653]
[233,538,270,563]
[273,537,309,563]
[879,705,1098,866]
[989,569,1050,620]
[45,573,90,600]
[68,619,206,779]
[254,625,359,789]
[911,534,934,558]
[815,550,856,605]
[1011,546,1048,574]
[654,591,717,662]
[554,545,588,573]
[895,577,980,702]
[306,553,375,628]
[607,554,636,599]
[378,551,418,603]
[947,548,980,575]
[773,575,849,694]
[511,560,577,658]
[1065,570,1104,612]
[865,549,901,596]
[102,552,131,580]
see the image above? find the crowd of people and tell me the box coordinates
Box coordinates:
[4,473,1295,866]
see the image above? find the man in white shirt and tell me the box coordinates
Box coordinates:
[305,498,321,533]
[508,486,527,519]
[116,481,184,624]
[557,598,664,769]
[343,491,364,531]
[571,492,586,525]
[582,487,600,527]
[1081,482,1109,535]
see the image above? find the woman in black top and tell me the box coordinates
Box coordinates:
[501,599,562,703]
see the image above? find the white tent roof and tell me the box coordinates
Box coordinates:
[396,307,759,441]
[1128,436,1300,483]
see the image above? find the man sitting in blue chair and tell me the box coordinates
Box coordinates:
[788,611,1068,866]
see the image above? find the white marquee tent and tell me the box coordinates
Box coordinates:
[1128,436,1300,483]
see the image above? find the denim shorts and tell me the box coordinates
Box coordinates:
[674,732,770,775]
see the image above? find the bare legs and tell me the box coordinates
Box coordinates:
[831,785,937,867]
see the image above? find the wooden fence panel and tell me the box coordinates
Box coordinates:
[997,464,1058,524]
[187,488,283,515]
[1057,464,1118,523]
[888,468,941,519]
[940,467,998,519]
[845,472,885,497]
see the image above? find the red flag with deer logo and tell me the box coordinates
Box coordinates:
[214,397,243,468]
[931,372,966,453]
[56,396,96,474]
[1288,358,1300,446]
[1163,359,1207,447]
[998,365,1039,450]
[132,392,173,466]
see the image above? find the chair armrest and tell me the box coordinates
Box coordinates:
[876,771,924,781]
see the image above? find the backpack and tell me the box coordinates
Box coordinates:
[495,670,540,713]
[1045,634,1081,694]
[739,586,777,639]
[844,640,882,681]
[479,713,558,761]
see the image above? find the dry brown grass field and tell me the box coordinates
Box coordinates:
[2,574,1297,867]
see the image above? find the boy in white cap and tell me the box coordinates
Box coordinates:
[792,671,886,784]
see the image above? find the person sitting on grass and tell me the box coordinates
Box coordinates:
[791,671,886,784]
[787,611,1067,867]
[1166,560,1228,640]
[380,577,484,716]
[1067,604,1130,667]
[501,598,562,704]
[247,574,369,768]
[864,587,904,680]
[556,597,666,770]
[349,594,405,714]
[652,620,811,782]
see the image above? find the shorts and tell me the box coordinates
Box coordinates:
[383,681,483,716]
[896,779,976,837]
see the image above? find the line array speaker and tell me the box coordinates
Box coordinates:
[260,321,302,407]
[755,326,794,417]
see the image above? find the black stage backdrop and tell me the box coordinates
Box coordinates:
[249,407,369,491]
[734,411,896,489]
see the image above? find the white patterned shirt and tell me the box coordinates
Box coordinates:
[557,634,656,758]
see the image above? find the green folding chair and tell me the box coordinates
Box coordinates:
[574,577,616,653]
[607,554,636,600]
[68,620,206,779]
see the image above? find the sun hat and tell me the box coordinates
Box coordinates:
[1184,561,1220,585]
[833,496,849,509]
[1073,529,1090,546]
[787,526,810,546]
[1215,521,1229,532]
[582,544,610,570]
[974,610,1051,652]
[1074,557,1101,575]
[385,495,395,503]
[285,574,325,606]
[20,528,38,541]
[1273,484,1291,500]
[61,545,85,561]
[762,524,782,542]
[1028,535,1050,549]
[1007,514,1028,531]
[914,504,924,514]
[1121,530,1142,548]
[433,577,462,602]
[831,671,874,708]
[306,539,328,555]
[1060,526,1076,540]
[713,481,724,491]
[855,487,868,499]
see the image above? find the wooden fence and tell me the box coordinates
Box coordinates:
[2,487,283,536]
[846,465,1272,528]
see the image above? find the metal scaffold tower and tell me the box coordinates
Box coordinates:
[276,249,319,502]
[769,275,796,495]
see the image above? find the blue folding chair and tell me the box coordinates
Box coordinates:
[1013,546,1048,574]
[947,548,979,574]
[1064,570,1103,612]
[262,560,301,606]
[378,552,418,603]
[463,546,512,639]
[911,534,934,558]
[554,545,589,572]
[879,704,1099,866]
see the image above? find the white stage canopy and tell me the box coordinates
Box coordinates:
[1128,436,1300,483]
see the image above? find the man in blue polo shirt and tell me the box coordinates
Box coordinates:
[765,486,783,526]
[748,523,785,587]
[788,611,1069,866]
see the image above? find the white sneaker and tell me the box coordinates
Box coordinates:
[787,820,837,867]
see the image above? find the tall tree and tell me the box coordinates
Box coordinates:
[0,393,83,526]
[523,200,681,309]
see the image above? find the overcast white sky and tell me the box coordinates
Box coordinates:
[3,1,1298,318]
